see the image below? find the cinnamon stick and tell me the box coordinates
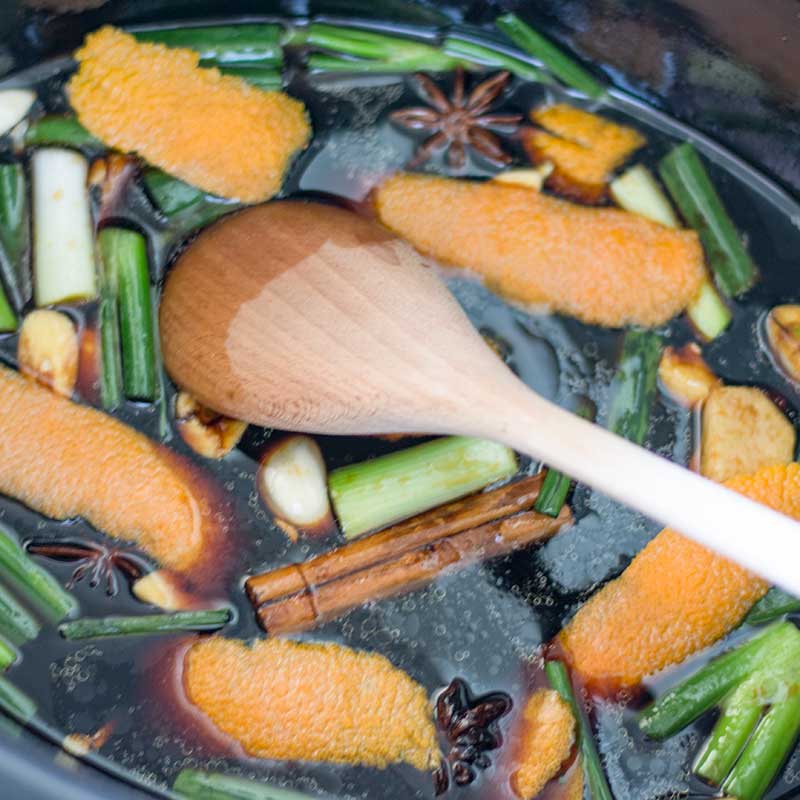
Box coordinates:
[256,505,572,635]
[246,472,545,608]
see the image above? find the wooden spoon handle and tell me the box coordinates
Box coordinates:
[470,383,800,596]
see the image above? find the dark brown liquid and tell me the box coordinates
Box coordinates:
[1,23,799,800]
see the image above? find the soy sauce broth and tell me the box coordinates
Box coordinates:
[0,16,799,800]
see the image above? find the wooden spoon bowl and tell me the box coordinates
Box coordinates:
[160,200,800,595]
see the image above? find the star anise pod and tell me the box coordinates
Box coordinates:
[433,677,512,793]
[28,539,149,596]
[390,68,522,171]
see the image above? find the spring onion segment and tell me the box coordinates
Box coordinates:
[135,24,284,65]
[495,13,606,98]
[641,622,800,799]
[174,769,314,799]
[659,142,757,298]
[217,65,283,90]
[60,608,231,640]
[0,636,15,672]
[545,660,613,800]
[745,587,800,626]
[441,35,549,82]
[329,437,518,539]
[32,148,97,306]
[0,677,36,724]
[0,528,77,622]
[297,23,459,72]
[24,114,100,149]
[259,435,332,530]
[98,228,157,401]
[0,89,35,137]
[607,330,662,445]
[534,398,595,517]
[609,165,679,229]
[0,581,40,645]
[609,164,731,339]
[0,162,31,312]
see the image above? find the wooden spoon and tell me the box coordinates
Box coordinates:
[161,201,800,595]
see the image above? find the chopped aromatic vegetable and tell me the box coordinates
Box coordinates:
[296,22,459,72]
[0,677,36,724]
[441,35,549,82]
[0,636,15,672]
[59,608,231,640]
[659,142,758,298]
[607,329,662,445]
[0,162,31,311]
[329,436,517,539]
[98,228,157,402]
[0,527,77,622]
[173,769,315,799]
[217,64,283,90]
[0,582,40,645]
[642,622,800,800]
[31,148,97,306]
[135,24,284,66]
[495,13,606,98]
[546,660,613,800]
[0,89,35,137]
[24,114,100,148]
[745,587,800,626]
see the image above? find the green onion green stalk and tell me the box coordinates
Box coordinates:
[0,677,36,724]
[0,581,40,645]
[534,397,595,517]
[607,329,662,445]
[641,621,800,800]
[659,143,758,298]
[495,13,606,98]
[135,24,284,66]
[60,608,231,640]
[329,436,518,539]
[545,660,613,800]
[296,23,459,73]
[0,528,77,623]
[0,162,31,313]
[745,587,800,626]
[98,228,157,402]
[173,769,315,799]
[24,115,101,149]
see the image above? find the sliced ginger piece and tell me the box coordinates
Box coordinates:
[511,688,575,798]
[701,386,796,482]
[18,310,79,397]
[560,462,800,688]
[185,637,440,770]
[375,173,704,328]
[68,27,310,202]
[522,104,645,203]
[0,364,220,574]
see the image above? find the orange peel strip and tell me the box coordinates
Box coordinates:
[375,173,704,328]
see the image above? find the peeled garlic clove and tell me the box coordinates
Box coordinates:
[766,305,800,383]
[132,570,196,611]
[175,391,247,458]
[258,435,332,533]
[17,309,79,397]
[491,163,553,191]
[0,90,35,138]
[658,343,719,408]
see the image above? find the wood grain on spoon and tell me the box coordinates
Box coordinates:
[160,201,800,597]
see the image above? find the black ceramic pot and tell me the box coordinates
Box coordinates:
[0,2,798,798]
